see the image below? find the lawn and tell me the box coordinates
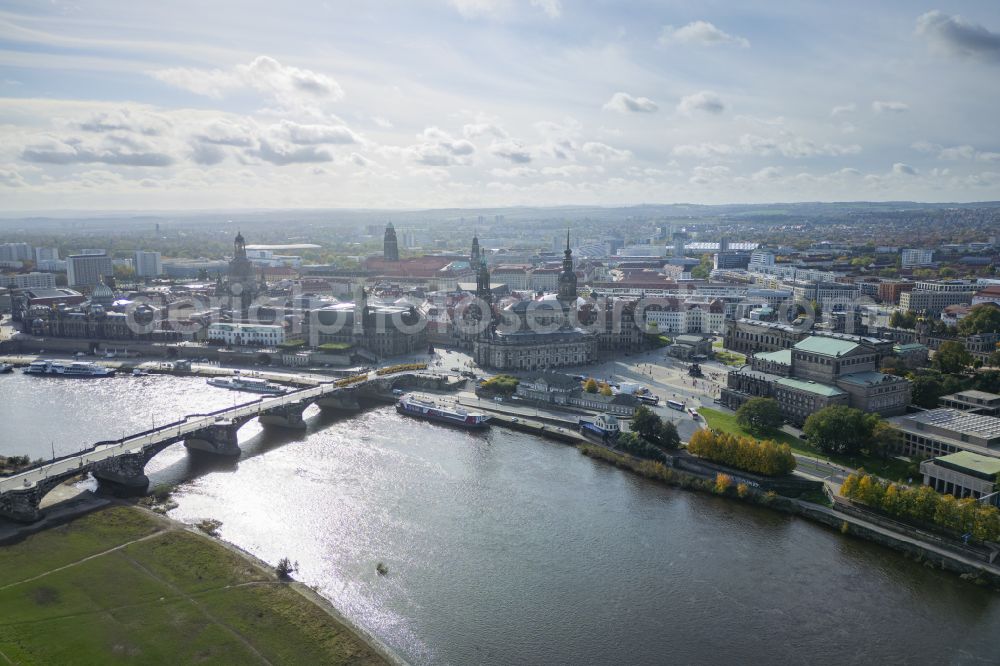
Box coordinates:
[712,350,746,367]
[697,407,918,483]
[0,506,386,665]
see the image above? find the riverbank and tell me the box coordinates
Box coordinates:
[576,444,1000,590]
[0,503,398,665]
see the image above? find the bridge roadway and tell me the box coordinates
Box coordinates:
[0,379,353,496]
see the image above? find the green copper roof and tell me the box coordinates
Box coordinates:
[793,336,859,357]
[755,349,792,365]
[935,451,1000,477]
[776,377,846,397]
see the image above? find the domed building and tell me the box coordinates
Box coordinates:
[90,279,115,307]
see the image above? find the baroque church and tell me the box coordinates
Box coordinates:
[472,231,597,371]
[216,231,267,319]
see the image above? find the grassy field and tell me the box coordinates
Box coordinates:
[0,505,387,665]
[712,350,746,367]
[697,407,917,483]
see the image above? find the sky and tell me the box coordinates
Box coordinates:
[0,1,999,211]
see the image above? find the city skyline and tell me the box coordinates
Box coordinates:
[1,2,1000,210]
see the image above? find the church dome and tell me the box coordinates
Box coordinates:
[92,281,114,304]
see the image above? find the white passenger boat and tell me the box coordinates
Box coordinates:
[22,359,115,377]
[206,375,286,394]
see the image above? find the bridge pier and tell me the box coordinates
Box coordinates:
[92,451,151,497]
[185,421,243,456]
[0,485,47,523]
[259,401,310,428]
[314,392,360,412]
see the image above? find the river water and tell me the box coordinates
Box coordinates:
[2,372,999,665]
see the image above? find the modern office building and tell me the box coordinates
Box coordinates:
[901,248,934,268]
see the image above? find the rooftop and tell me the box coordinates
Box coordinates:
[934,451,1000,476]
[836,371,905,387]
[898,409,1000,440]
[775,377,846,397]
[793,336,859,357]
[754,349,792,365]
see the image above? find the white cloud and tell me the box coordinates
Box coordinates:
[916,10,1000,63]
[603,92,658,113]
[152,56,343,113]
[530,0,561,19]
[463,122,508,139]
[581,141,631,162]
[490,139,532,163]
[677,91,725,115]
[892,162,917,175]
[830,103,856,117]
[275,120,360,145]
[873,100,909,113]
[21,133,174,167]
[659,21,749,48]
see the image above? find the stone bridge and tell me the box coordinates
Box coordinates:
[0,371,450,522]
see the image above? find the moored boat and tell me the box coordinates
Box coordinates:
[22,359,115,377]
[0,363,12,374]
[206,375,286,394]
[395,394,490,429]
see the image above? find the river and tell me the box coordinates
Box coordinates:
[2,372,999,665]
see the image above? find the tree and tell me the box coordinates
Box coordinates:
[691,253,713,279]
[933,340,972,375]
[735,397,783,435]
[631,405,659,440]
[275,557,298,579]
[988,350,1000,368]
[599,382,613,397]
[803,405,875,455]
[868,420,901,460]
[957,304,1000,336]
[714,473,733,494]
[583,378,599,393]
[890,310,917,329]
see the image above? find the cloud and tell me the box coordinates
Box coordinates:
[249,138,333,165]
[581,141,631,162]
[603,92,658,113]
[912,141,1000,162]
[916,10,1000,63]
[195,119,256,147]
[408,127,476,166]
[372,116,393,129]
[189,142,226,165]
[463,122,508,139]
[276,120,359,145]
[672,133,860,160]
[78,108,169,135]
[892,162,917,175]
[490,140,532,163]
[751,166,782,181]
[152,56,343,112]
[689,165,730,185]
[677,91,725,115]
[659,21,749,48]
[530,0,561,19]
[830,103,856,117]
[449,0,560,19]
[21,135,174,167]
[872,100,909,113]
[350,152,373,167]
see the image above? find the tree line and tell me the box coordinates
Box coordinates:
[841,472,1000,543]
[687,429,797,477]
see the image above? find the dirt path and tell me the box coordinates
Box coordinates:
[0,529,168,591]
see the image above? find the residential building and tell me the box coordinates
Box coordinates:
[66,253,113,287]
[972,285,1000,307]
[0,272,56,289]
[749,250,775,268]
[901,248,934,268]
[133,251,163,278]
[0,243,32,262]
[34,247,59,262]
[899,289,975,315]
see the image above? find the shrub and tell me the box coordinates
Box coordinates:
[275,557,298,580]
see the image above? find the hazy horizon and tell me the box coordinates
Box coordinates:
[1,2,999,211]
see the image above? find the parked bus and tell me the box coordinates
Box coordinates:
[637,394,660,406]
[667,399,685,411]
